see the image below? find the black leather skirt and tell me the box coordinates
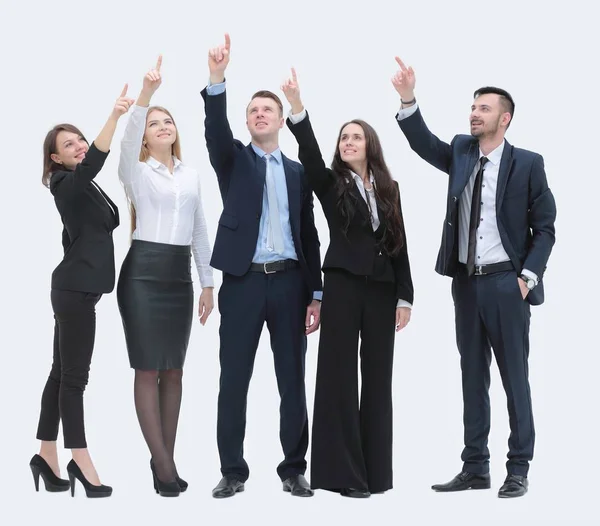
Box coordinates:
[117,240,193,370]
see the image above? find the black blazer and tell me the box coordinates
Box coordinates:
[50,143,120,293]
[287,112,414,305]
[397,107,556,306]
[200,87,322,302]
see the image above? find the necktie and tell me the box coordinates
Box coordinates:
[264,154,285,254]
[466,156,489,275]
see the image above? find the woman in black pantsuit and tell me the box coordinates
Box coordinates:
[282,70,414,498]
[31,86,134,498]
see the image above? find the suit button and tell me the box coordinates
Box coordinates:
[447,221,452,226]
[452,196,458,202]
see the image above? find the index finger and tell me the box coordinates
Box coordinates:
[224,33,231,50]
[395,56,408,71]
[156,54,163,71]
[120,83,128,97]
[291,67,297,82]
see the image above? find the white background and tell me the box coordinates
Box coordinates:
[1,0,598,524]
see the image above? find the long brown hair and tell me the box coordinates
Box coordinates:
[129,106,182,235]
[42,124,87,187]
[331,119,404,256]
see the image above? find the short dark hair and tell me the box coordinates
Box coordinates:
[247,90,284,116]
[473,86,515,127]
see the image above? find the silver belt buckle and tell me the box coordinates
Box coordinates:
[264,262,277,274]
[474,265,484,275]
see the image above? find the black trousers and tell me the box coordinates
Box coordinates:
[217,267,308,482]
[311,269,397,493]
[452,267,533,477]
[36,290,102,449]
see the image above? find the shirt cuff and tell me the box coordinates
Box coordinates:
[206,80,226,96]
[132,104,149,116]
[521,269,539,285]
[313,290,323,301]
[396,299,412,309]
[288,108,307,124]
[396,102,419,121]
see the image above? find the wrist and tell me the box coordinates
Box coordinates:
[290,101,304,114]
[209,72,225,84]
[400,93,416,107]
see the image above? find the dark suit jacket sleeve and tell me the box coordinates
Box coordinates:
[300,169,323,296]
[392,182,414,304]
[200,87,237,195]
[49,143,108,197]
[523,154,556,277]
[396,107,453,174]
[286,112,335,198]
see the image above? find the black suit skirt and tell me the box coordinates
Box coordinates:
[117,240,194,370]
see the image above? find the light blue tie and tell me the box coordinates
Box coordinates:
[264,154,284,254]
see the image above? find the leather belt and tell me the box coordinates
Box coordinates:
[461,261,514,276]
[249,259,299,274]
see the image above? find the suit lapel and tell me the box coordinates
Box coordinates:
[495,140,514,211]
[456,140,480,194]
[90,181,119,226]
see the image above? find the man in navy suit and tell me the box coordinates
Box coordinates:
[201,34,322,499]
[392,57,556,498]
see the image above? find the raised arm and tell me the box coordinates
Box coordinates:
[118,56,162,189]
[51,85,134,197]
[391,57,453,174]
[201,33,236,191]
[282,68,334,199]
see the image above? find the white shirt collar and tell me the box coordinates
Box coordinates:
[479,139,505,166]
[350,170,375,186]
[146,155,182,170]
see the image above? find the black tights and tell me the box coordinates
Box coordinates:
[134,369,183,482]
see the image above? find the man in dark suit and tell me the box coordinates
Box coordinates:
[392,57,556,498]
[201,34,322,499]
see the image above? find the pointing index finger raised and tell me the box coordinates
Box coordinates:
[395,56,408,71]
[224,33,231,51]
[156,54,163,71]
[120,83,128,97]
[291,67,298,82]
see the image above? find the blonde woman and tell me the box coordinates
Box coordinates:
[117,56,214,497]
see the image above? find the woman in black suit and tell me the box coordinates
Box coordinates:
[282,70,414,498]
[30,85,134,498]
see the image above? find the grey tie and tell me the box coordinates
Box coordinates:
[264,154,284,253]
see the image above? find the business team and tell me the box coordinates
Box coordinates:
[30,34,556,501]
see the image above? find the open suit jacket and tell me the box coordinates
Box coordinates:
[201,88,322,302]
[397,107,556,305]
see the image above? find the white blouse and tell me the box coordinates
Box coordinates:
[118,105,214,288]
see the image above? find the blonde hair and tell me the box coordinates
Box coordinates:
[129,106,182,236]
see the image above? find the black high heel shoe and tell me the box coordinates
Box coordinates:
[66,459,112,498]
[29,454,70,492]
[150,459,187,492]
[149,460,180,497]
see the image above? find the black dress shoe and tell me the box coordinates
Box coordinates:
[212,476,244,499]
[282,474,314,497]
[432,471,491,492]
[340,488,371,498]
[29,454,70,493]
[498,474,528,498]
[151,459,187,492]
